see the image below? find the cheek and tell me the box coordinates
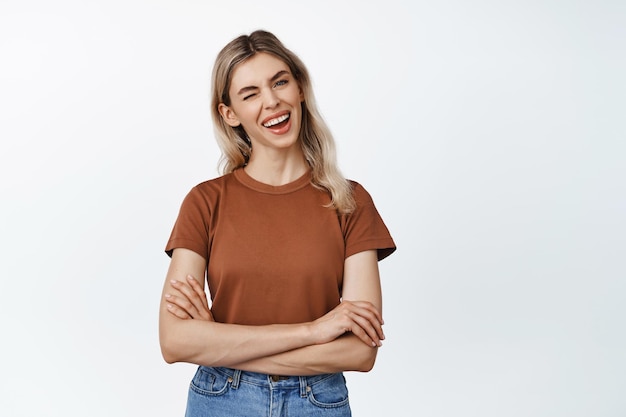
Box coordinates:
[235,106,258,126]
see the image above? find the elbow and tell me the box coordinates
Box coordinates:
[159,316,196,364]
[161,348,178,365]
[353,346,378,373]
[360,348,378,372]
[159,330,186,364]
[160,338,179,364]
[159,327,216,366]
[162,355,176,365]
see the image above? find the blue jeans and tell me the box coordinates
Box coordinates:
[185,366,352,417]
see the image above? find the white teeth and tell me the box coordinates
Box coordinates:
[263,114,289,128]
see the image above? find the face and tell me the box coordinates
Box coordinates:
[219,52,304,155]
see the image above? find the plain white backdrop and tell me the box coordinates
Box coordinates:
[1,0,624,416]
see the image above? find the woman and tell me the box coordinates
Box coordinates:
[159,30,396,417]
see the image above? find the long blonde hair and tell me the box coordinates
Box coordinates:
[210,30,355,213]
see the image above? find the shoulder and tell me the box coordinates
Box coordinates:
[341,179,396,260]
[192,172,234,191]
[347,180,376,207]
[175,173,237,215]
[186,173,235,199]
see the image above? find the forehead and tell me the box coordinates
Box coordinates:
[229,52,291,88]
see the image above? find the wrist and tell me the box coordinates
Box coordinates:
[301,321,320,346]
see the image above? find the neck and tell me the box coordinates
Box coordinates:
[244,148,308,186]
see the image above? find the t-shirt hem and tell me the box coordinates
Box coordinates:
[345,238,397,261]
[165,238,208,261]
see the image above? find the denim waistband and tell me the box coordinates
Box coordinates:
[209,366,339,396]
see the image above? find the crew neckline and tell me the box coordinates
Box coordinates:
[233,168,312,194]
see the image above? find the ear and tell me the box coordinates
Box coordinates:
[218,103,241,127]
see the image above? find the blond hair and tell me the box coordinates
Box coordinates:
[210,30,355,213]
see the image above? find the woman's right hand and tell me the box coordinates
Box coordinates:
[165,275,214,322]
[309,300,384,348]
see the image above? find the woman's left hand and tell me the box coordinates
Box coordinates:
[165,275,214,321]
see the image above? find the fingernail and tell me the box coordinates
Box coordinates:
[165,294,171,299]
[187,275,194,281]
[166,304,173,309]
[170,280,177,284]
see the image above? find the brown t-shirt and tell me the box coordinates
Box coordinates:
[165,168,396,325]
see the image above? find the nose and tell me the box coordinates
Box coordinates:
[262,88,280,109]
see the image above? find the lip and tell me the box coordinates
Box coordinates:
[265,115,292,135]
[261,110,290,126]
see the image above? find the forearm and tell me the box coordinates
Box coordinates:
[159,315,316,367]
[160,249,384,369]
[230,333,379,376]
[160,249,320,367]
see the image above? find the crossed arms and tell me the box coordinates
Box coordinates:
[158,248,385,376]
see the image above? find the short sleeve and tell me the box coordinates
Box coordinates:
[164,186,211,261]
[341,182,396,261]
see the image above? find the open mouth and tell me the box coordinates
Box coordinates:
[262,113,290,129]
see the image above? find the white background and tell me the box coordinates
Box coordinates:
[1,0,625,416]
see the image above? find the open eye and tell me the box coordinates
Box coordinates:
[274,79,288,88]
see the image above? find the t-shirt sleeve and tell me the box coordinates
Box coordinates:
[342,182,396,261]
[164,186,211,261]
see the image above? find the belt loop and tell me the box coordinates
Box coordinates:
[299,376,308,398]
[231,369,242,389]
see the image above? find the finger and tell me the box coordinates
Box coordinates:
[182,276,212,320]
[170,279,204,317]
[165,299,192,319]
[186,275,210,310]
[348,301,384,326]
[329,304,378,347]
[342,301,385,340]
[352,306,385,341]
[165,292,199,318]
[346,316,378,347]
[172,277,213,321]
[348,312,383,347]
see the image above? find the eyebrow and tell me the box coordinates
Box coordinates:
[236,70,290,96]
